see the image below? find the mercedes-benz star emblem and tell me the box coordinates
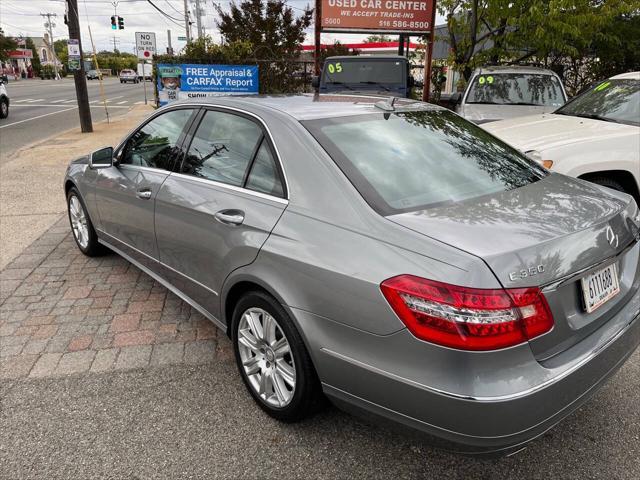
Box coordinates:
[606,226,619,248]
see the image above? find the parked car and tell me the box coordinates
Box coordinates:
[64,95,640,455]
[119,69,138,84]
[484,72,640,201]
[453,65,567,124]
[86,70,101,80]
[0,76,9,119]
[312,56,413,98]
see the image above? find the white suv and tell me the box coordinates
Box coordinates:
[483,72,640,202]
[0,76,9,119]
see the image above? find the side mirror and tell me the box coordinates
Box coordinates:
[89,146,114,169]
[450,92,462,105]
[312,75,320,89]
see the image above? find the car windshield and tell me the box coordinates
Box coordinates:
[303,110,547,215]
[323,59,404,85]
[466,73,565,107]
[554,79,640,126]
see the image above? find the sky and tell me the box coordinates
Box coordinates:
[0,0,444,55]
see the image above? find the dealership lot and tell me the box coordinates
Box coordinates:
[0,217,639,478]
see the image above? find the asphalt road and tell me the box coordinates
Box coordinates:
[0,77,151,164]
[1,346,638,479]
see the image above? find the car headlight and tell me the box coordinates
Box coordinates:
[525,150,553,169]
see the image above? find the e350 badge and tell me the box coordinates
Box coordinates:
[509,265,545,282]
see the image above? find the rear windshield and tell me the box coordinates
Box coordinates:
[466,73,565,107]
[303,110,547,215]
[322,59,404,85]
[554,79,640,126]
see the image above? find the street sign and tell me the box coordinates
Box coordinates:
[320,0,435,34]
[177,36,187,41]
[67,39,80,57]
[135,32,157,60]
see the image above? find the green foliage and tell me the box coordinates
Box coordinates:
[0,28,18,61]
[93,51,138,73]
[26,37,41,74]
[215,0,313,59]
[40,64,56,79]
[438,0,639,88]
[182,36,254,61]
[363,34,392,43]
[318,41,359,67]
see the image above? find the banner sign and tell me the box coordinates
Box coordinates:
[321,0,435,33]
[67,39,81,70]
[8,49,33,59]
[157,64,259,106]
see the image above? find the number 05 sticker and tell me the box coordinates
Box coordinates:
[328,62,342,74]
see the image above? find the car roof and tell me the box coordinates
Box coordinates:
[610,71,640,80]
[472,65,559,76]
[170,94,441,121]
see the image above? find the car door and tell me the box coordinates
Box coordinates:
[94,107,197,268]
[154,108,288,318]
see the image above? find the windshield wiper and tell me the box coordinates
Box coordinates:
[572,113,620,123]
[510,102,543,106]
[328,81,356,92]
[362,81,392,92]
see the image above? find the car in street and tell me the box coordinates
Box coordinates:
[453,65,568,124]
[0,77,9,119]
[483,72,640,201]
[63,94,640,455]
[86,69,101,80]
[119,69,139,84]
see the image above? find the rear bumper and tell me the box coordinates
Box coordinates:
[293,298,640,454]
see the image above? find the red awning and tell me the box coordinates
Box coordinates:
[8,49,33,59]
[301,41,421,51]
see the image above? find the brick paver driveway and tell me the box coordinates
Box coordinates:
[0,218,231,380]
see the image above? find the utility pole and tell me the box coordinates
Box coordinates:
[183,0,191,43]
[67,0,93,132]
[195,0,203,39]
[112,36,119,52]
[41,13,60,80]
[167,29,173,55]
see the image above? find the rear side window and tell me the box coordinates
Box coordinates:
[303,110,547,215]
[245,140,284,197]
[182,110,262,186]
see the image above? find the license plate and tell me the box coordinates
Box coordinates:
[580,263,620,313]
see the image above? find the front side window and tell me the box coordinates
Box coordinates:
[555,79,640,126]
[182,110,262,186]
[304,110,547,215]
[466,73,565,107]
[120,109,193,170]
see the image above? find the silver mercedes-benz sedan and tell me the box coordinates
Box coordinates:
[64,95,640,454]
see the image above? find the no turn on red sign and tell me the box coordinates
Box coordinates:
[135,32,157,60]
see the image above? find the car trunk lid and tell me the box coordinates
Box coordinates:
[387,174,640,359]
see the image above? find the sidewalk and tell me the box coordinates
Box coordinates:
[0,104,152,270]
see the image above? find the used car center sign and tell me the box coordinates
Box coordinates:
[321,0,435,33]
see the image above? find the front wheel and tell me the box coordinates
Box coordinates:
[232,291,324,422]
[0,98,8,119]
[67,187,107,256]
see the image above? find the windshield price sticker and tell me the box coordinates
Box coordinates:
[321,0,434,33]
[327,62,343,74]
[595,81,611,92]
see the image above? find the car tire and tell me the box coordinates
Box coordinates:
[590,176,627,194]
[0,98,8,119]
[232,291,324,422]
[66,187,107,257]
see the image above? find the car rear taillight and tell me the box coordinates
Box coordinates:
[380,275,554,351]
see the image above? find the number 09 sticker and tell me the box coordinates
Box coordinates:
[327,62,343,74]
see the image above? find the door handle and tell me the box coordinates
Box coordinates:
[136,189,152,200]
[214,209,245,226]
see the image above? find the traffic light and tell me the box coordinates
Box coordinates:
[110,16,116,30]
[118,16,124,30]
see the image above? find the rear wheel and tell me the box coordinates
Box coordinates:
[232,291,323,422]
[67,187,107,257]
[590,176,627,194]
[0,98,8,119]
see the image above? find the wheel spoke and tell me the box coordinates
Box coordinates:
[259,370,270,396]
[242,355,261,376]
[275,360,295,387]
[263,313,276,345]
[238,329,260,353]
[245,311,264,341]
[271,371,288,406]
[272,337,290,358]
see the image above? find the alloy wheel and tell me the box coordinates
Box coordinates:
[69,195,89,249]
[237,307,296,408]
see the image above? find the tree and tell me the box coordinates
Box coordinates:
[0,28,18,62]
[363,34,392,43]
[438,0,637,83]
[26,37,41,74]
[54,38,68,69]
[318,41,358,66]
[216,0,313,58]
